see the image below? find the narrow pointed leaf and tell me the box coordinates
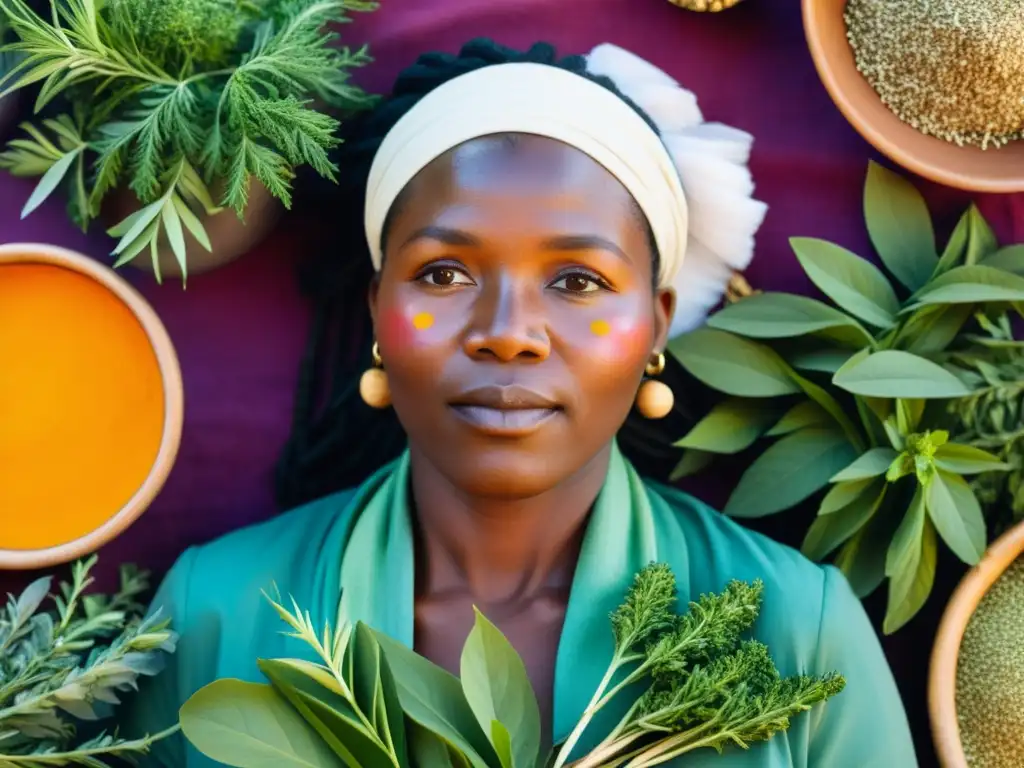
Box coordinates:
[833,350,971,399]
[965,205,998,265]
[934,443,1012,475]
[173,195,213,251]
[20,148,80,218]
[161,198,188,277]
[926,471,986,565]
[933,208,970,277]
[884,513,937,635]
[707,292,873,344]
[674,399,779,454]
[109,200,162,253]
[896,305,973,355]
[766,401,830,436]
[669,449,714,481]
[668,328,799,397]
[864,161,937,291]
[909,265,1024,306]
[831,448,900,482]
[802,481,884,560]
[818,478,875,516]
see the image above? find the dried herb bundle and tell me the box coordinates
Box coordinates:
[179,564,844,767]
[668,161,1022,633]
[0,556,178,766]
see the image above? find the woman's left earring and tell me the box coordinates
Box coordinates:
[359,341,391,409]
[635,352,674,419]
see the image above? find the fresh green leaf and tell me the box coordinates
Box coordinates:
[109,200,162,253]
[895,305,973,355]
[896,399,925,433]
[707,292,873,345]
[933,207,970,277]
[21,148,80,218]
[724,428,859,518]
[965,205,998,265]
[373,630,497,768]
[885,518,937,635]
[934,443,1013,475]
[409,722,472,768]
[674,399,779,454]
[909,265,1024,307]
[179,679,345,767]
[863,160,937,291]
[669,449,714,481]
[926,471,986,565]
[173,195,213,251]
[668,328,799,397]
[802,481,884,561]
[833,350,972,399]
[886,486,927,580]
[834,499,901,599]
[787,368,866,452]
[161,196,188,277]
[818,478,875,515]
[490,721,514,768]
[980,245,1024,275]
[766,401,830,436]
[789,237,900,328]
[831,448,900,482]
[461,609,541,768]
[786,347,855,374]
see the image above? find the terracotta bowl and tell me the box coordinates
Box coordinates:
[0,244,183,570]
[802,0,1024,193]
[929,520,1024,767]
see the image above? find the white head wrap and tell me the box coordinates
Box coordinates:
[364,44,767,338]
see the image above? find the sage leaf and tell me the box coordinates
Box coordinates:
[766,401,830,437]
[818,478,875,516]
[258,658,392,768]
[674,399,779,454]
[790,237,900,328]
[896,305,973,356]
[909,265,1024,307]
[896,399,925,433]
[707,292,873,345]
[802,481,884,561]
[926,471,986,565]
[886,486,927,579]
[788,369,866,451]
[668,328,799,397]
[409,722,469,768]
[933,207,970,277]
[833,350,971,399]
[21,148,80,218]
[835,504,900,599]
[831,447,900,483]
[374,630,497,768]
[724,428,859,518]
[786,347,855,374]
[981,245,1024,275]
[179,679,345,767]
[349,624,382,735]
[934,443,1012,475]
[669,449,714,481]
[864,160,937,291]
[14,576,51,623]
[884,512,937,635]
[965,205,998,265]
[461,609,541,768]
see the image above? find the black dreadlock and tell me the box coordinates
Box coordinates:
[275,38,711,511]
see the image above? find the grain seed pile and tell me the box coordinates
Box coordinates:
[845,0,1024,150]
[956,557,1024,767]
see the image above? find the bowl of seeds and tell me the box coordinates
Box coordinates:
[929,520,1024,767]
[803,0,1024,192]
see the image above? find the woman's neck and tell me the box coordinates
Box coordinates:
[407,443,612,607]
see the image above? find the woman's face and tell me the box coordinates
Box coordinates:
[370,134,675,499]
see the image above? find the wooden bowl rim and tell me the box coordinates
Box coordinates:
[0,243,184,570]
[802,0,1024,194]
[929,519,1024,767]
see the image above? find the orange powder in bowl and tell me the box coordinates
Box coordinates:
[0,262,165,549]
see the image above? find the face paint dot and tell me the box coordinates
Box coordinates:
[412,312,434,331]
[590,319,611,337]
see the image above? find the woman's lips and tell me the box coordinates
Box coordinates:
[448,384,562,436]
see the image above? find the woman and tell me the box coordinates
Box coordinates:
[126,40,917,766]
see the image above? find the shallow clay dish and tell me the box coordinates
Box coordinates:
[803,0,1024,193]
[929,520,1024,767]
[0,243,183,570]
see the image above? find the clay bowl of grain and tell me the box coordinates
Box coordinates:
[803,0,1024,193]
[929,519,1024,767]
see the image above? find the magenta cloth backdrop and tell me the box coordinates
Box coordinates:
[2,0,1022,762]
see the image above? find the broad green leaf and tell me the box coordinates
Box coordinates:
[831,448,900,482]
[668,328,799,397]
[766,401,830,436]
[707,292,873,345]
[376,631,410,767]
[965,205,998,265]
[981,245,1024,275]
[835,499,901,599]
[490,721,514,768]
[933,207,970,277]
[461,609,541,768]
[802,480,884,561]
[669,449,714,481]
[833,350,971,399]
[180,679,345,768]
[674,399,779,454]
[787,347,855,374]
[926,471,986,565]
[410,722,465,768]
[884,513,937,635]
[374,630,497,768]
[258,659,390,768]
[818,478,875,515]
[909,265,1024,307]
[790,237,900,328]
[349,624,381,732]
[934,443,1012,475]
[788,368,866,452]
[896,305,973,355]
[21,148,79,218]
[864,160,937,291]
[724,428,859,518]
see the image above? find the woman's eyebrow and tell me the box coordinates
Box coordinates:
[541,234,630,262]
[400,226,480,250]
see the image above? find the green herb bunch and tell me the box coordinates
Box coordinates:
[667,161,1022,634]
[0,0,376,281]
[179,563,844,767]
[0,555,179,766]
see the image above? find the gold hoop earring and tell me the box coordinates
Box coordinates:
[359,341,391,409]
[635,352,674,419]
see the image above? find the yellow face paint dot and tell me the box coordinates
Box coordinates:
[412,312,434,331]
[590,319,611,337]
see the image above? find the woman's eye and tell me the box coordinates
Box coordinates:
[551,273,603,294]
[420,267,474,287]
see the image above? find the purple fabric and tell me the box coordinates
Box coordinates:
[2,0,1022,761]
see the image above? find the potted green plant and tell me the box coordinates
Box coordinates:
[667,161,1024,634]
[0,0,377,283]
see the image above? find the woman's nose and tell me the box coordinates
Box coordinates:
[463,280,550,363]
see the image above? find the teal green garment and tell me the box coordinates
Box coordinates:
[124,444,917,767]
